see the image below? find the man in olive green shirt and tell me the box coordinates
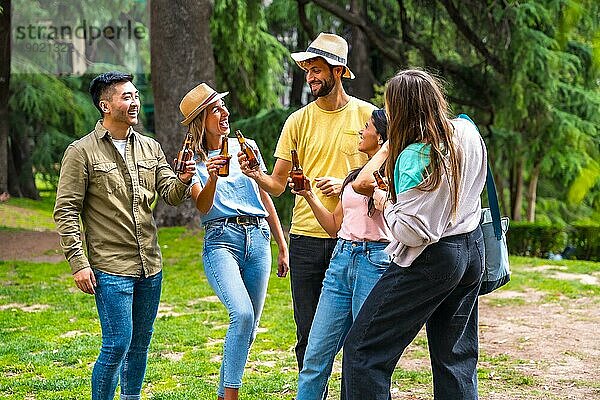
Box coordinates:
[53,71,195,400]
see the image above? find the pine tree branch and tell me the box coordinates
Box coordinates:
[309,0,406,65]
[438,0,505,74]
[298,0,315,41]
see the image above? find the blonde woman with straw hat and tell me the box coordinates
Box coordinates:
[179,83,289,400]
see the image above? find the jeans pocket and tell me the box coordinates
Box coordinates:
[330,240,343,260]
[365,249,390,270]
[204,223,225,242]
[258,223,271,241]
[417,240,461,281]
[475,236,485,270]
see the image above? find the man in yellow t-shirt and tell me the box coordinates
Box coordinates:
[239,32,376,370]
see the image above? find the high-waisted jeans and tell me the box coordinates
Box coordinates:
[92,269,162,400]
[342,227,484,400]
[202,219,271,397]
[297,239,390,400]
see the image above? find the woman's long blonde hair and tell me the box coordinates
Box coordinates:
[187,109,209,162]
[384,69,461,214]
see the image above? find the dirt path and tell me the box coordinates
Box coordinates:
[0,230,63,263]
[1,231,598,399]
[478,292,599,399]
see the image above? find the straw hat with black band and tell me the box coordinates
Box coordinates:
[291,32,355,79]
[179,83,229,126]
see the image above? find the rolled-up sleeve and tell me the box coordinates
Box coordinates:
[53,145,90,274]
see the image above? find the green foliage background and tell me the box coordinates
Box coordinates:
[5,0,600,229]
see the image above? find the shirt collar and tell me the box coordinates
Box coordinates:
[93,120,137,141]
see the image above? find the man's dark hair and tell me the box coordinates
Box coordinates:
[89,71,134,114]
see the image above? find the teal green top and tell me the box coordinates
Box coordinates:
[394,143,431,194]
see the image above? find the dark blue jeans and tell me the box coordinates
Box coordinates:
[342,227,484,400]
[92,270,162,400]
[289,234,337,371]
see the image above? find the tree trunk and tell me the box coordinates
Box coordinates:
[289,28,307,107]
[346,0,374,101]
[510,157,524,221]
[526,162,541,222]
[291,2,314,107]
[9,127,39,199]
[0,0,10,195]
[150,0,216,227]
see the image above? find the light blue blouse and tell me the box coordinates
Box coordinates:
[192,138,269,225]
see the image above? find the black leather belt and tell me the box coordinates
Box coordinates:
[212,216,260,225]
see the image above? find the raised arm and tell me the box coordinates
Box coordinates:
[190,155,228,214]
[291,177,343,238]
[155,143,195,206]
[352,141,389,196]
[239,155,291,197]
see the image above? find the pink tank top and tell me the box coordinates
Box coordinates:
[337,184,391,242]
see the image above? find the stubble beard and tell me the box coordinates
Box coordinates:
[312,74,335,98]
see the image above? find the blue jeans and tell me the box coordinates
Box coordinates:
[202,219,272,397]
[297,239,390,400]
[289,234,338,371]
[342,227,484,400]
[92,270,162,400]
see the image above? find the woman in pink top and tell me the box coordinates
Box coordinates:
[291,109,390,400]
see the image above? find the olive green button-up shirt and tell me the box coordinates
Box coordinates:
[54,121,189,277]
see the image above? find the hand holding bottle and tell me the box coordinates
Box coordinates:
[287,175,311,196]
[205,155,230,178]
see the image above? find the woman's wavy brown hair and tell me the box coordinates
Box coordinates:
[384,69,461,215]
[186,109,210,162]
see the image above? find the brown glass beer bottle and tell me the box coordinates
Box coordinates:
[174,131,194,173]
[235,130,260,169]
[218,135,230,177]
[290,149,305,191]
[373,170,388,190]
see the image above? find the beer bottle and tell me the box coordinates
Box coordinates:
[174,131,193,173]
[373,170,388,190]
[217,135,230,177]
[235,130,260,169]
[290,149,305,191]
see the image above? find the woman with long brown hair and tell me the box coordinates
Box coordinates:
[344,69,488,399]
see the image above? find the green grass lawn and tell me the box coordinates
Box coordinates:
[1,195,599,399]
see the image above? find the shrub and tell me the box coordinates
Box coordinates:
[568,224,600,261]
[507,222,568,258]
[507,222,599,260]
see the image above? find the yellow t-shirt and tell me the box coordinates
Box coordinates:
[275,97,376,238]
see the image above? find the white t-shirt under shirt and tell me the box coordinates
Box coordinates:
[111,138,127,160]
